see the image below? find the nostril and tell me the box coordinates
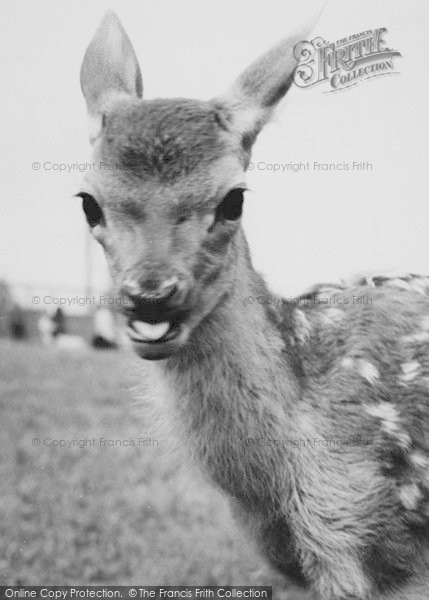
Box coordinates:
[122,278,144,298]
[122,277,180,304]
[157,277,179,300]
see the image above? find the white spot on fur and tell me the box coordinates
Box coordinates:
[365,402,411,448]
[402,331,429,344]
[399,361,420,383]
[410,451,429,470]
[366,402,398,422]
[294,310,312,343]
[341,357,354,369]
[399,483,422,510]
[341,357,379,383]
[421,315,429,330]
[358,361,379,384]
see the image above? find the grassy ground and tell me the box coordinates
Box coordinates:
[0,340,309,598]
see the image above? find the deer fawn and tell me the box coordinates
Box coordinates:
[78,12,429,599]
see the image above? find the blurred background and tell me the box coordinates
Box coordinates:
[0,0,427,594]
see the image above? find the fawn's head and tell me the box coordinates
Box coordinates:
[78,12,308,359]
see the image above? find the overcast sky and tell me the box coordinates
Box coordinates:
[1,0,428,303]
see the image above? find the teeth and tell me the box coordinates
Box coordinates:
[130,321,170,342]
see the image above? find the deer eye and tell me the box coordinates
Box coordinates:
[78,193,104,228]
[215,188,245,223]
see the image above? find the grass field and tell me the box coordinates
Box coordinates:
[0,340,308,598]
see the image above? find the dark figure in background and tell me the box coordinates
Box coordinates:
[52,307,66,338]
[9,304,27,339]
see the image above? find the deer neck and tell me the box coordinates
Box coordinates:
[152,228,300,509]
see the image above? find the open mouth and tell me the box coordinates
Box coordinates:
[126,319,181,344]
[126,318,189,359]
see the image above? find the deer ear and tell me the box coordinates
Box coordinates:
[80,11,142,142]
[217,15,320,145]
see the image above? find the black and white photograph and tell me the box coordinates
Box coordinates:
[1,0,428,598]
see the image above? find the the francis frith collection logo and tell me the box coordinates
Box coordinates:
[293,28,401,92]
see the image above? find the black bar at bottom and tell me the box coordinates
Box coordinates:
[0,587,272,600]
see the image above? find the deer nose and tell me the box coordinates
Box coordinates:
[122,276,179,304]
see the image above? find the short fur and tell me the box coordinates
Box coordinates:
[102,99,232,181]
